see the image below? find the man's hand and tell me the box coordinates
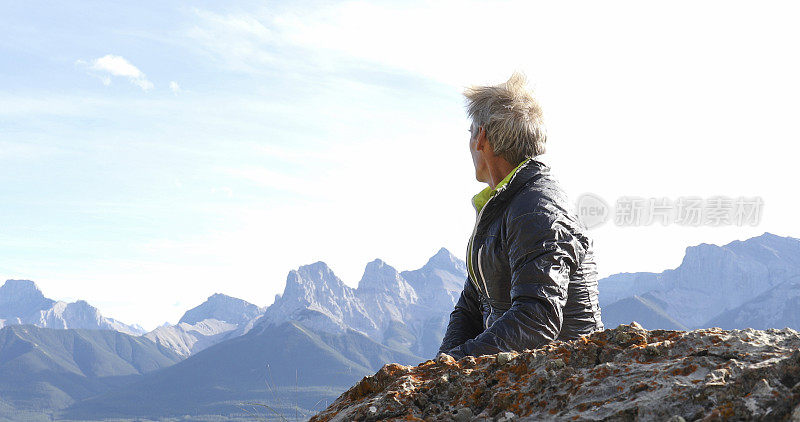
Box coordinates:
[438,278,484,357]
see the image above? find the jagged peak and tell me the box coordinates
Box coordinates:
[286,261,341,289]
[297,261,335,275]
[192,293,258,310]
[204,293,244,303]
[681,233,800,268]
[729,232,800,251]
[357,259,402,290]
[66,300,97,313]
[422,247,465,272]
[357,260,418,305]
[0,279,44,296]
[287,261,344,288]
[754,231,784,240]
[278,261,352,305]
[434,246,453,257]
[0,280,54,312]
[179,292,261,325]
[683,241,718,254]
[729,232,794,245]
[678,242,733,269]
[365,258,396,274]
[686,233,797,253]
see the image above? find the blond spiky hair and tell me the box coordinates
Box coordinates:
[465,72,547,166]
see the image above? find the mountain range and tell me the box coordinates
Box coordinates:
[599,232,800,330]
[0,279,144,336]
[0,325,181,421]
[2,234,800,420]
[144,293,264,357]
[262,248,465,358]
[0,247,466,420]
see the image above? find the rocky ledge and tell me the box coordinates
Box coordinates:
[310,323,800,421]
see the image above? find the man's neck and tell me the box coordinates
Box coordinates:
[486,158,517,189]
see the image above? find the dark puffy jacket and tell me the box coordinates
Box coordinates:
[439,156,603,359]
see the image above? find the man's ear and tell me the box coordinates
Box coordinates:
[476,128,495,156]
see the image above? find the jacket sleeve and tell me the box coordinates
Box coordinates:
[438,277,484,356]
[449,212,585,358]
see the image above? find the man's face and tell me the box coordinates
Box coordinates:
[469,123,489,184]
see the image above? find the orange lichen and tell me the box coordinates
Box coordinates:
[709,402,736,418]
[676,364,697,376]
[510,362,529,377]
[593,366,611,380]
[469,387,484,402]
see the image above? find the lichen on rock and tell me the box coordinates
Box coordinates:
[310,323,800,421]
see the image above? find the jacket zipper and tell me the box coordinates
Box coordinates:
[467,159,532,302]
[467,199,491,298]
[477,245,490,302]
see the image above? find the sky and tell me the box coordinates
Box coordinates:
[1,0,799,330]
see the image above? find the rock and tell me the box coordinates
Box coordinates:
[752,378,772,396]
[496,352,514,365]
[436,353,456,365]
[791,404,800,421]
[497,411,516,421]
[453,407,472,421]
[547,357,565,370]
[310,323,800,421]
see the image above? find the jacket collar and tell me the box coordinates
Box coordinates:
[471,154,550,213]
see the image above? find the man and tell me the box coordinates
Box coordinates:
[438,72,603,360]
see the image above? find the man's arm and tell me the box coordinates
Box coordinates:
[438,278,484,356]
[448,213,586,358]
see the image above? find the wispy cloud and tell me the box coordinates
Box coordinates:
[169,81,181,94]
[78,54,154,91]
[210,186,233,197]
[218,165,318,197]
[180,3,509,85]
[185,9,275,73]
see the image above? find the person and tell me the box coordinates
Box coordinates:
[438,72,603,360]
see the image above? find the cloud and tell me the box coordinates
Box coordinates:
[169,81,181,94]
[79,54,154,91]
[181,2,513,84]
[210,186,233,197]
[185,9,275,73]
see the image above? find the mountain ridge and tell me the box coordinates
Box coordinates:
[600,232,800,331]
[0,280,144,336]
[144,293,264,357]
[5,236,800,420]
[0,324,181,416]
